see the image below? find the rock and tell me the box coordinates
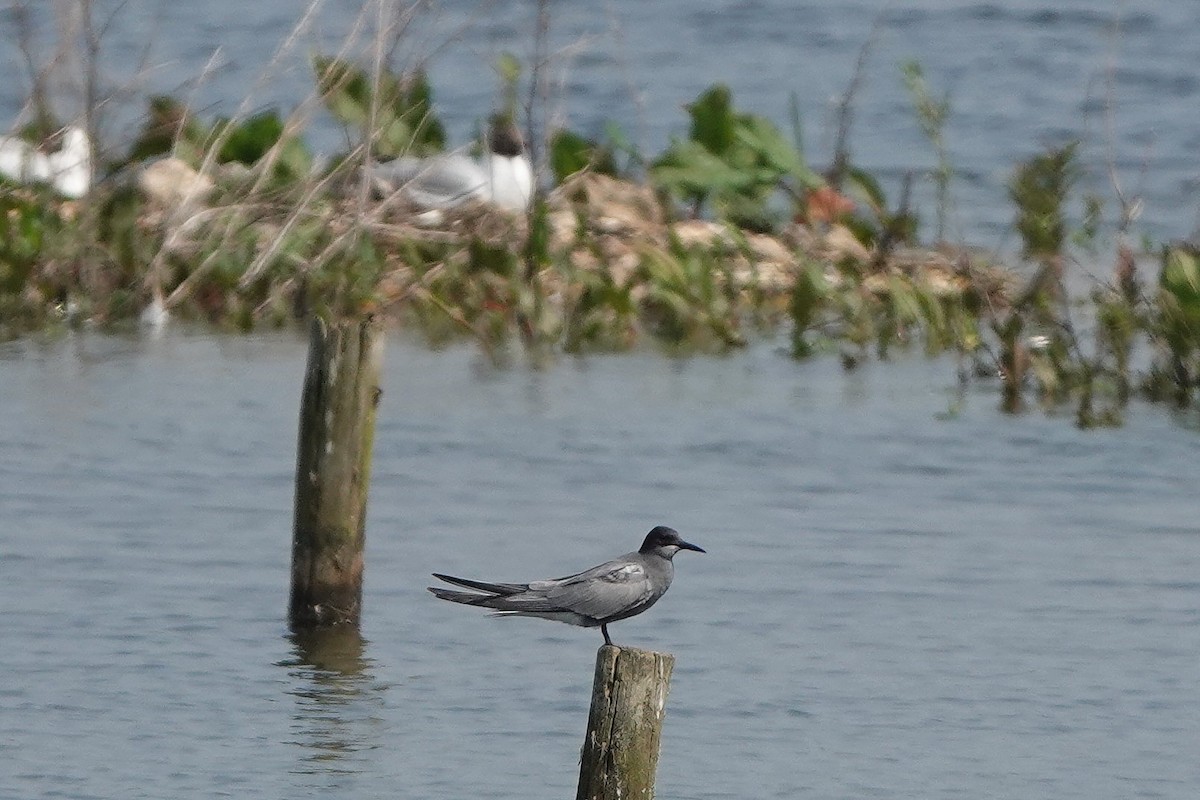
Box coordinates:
[745,232,793,265]
[823,224,872,264]
[672,219,729,248]
[555,173,663,237]
[138,157,214,209]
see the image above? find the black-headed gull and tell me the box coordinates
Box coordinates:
[371,116,532,212]
[0,127,91,198]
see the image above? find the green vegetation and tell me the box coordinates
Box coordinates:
[651,84,823,231]
[314,57,445,159]
[901,61,952,243]
[1149,245,1200,407]
[2,53,1199,428]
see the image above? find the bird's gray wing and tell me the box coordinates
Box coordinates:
[368,156,423,189]
[531,560,654,621]
[370,153,487,207]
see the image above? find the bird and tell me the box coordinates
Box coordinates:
[477,117,533,211]
[0,134,38,182]
[369,115,533,212]
[0,126,91,198]
[428,526,705,646]
[46,127,92,199]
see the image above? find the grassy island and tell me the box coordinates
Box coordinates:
[3,50,1198,427]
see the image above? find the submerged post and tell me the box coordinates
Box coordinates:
[289,315,385,629]
[576,644,675,800]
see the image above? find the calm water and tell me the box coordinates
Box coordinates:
[2,0,1199,245]
[2,328,1199,799]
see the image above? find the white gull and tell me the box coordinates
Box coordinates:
[370,117,532,212]
[0,126,92,198]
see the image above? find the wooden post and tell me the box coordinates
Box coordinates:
[289,315,384,629]
[576,644,675,800]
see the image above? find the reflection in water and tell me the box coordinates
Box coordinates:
[280,627,385,775]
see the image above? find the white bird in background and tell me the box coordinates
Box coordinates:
[0,126,92,199]
[47,127,92,199]
[370,116,533,212]
[0,136,38,181]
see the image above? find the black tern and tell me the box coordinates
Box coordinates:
[428,526,705,645]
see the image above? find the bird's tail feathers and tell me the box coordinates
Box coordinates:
[431,573,527,595]
[427,587,498,606]
[427,585,569,614]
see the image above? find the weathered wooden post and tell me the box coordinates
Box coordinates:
[576,644,675,800]
[289,315,385,629]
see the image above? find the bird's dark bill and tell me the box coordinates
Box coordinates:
[679,540,705,553]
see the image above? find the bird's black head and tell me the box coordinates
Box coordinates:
[487,115,525,157]
[639,525,705,556]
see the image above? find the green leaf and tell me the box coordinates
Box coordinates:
[127,95,212,164]
[788,91,805,161]
[1160,246,1200,326]
[314,56,372,128]
[276,136,314,180]
[845,166,887,211]
[496,52,522,87]
[888,275,924,326]
[603,121,635,157]
[378,117,416,159]
[652,140,756,199]
[393,70,445,154]
[549,129,617,183]
[467,237,516,278]
[313,56,444,157]
[218,110,284,165]
[1009,141,1078,259]
[734,115,822,190]
[687,84,737,156]
[525,195,551,267]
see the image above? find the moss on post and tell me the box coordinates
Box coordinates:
[289,315,385,629]
[576,644,675,800]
